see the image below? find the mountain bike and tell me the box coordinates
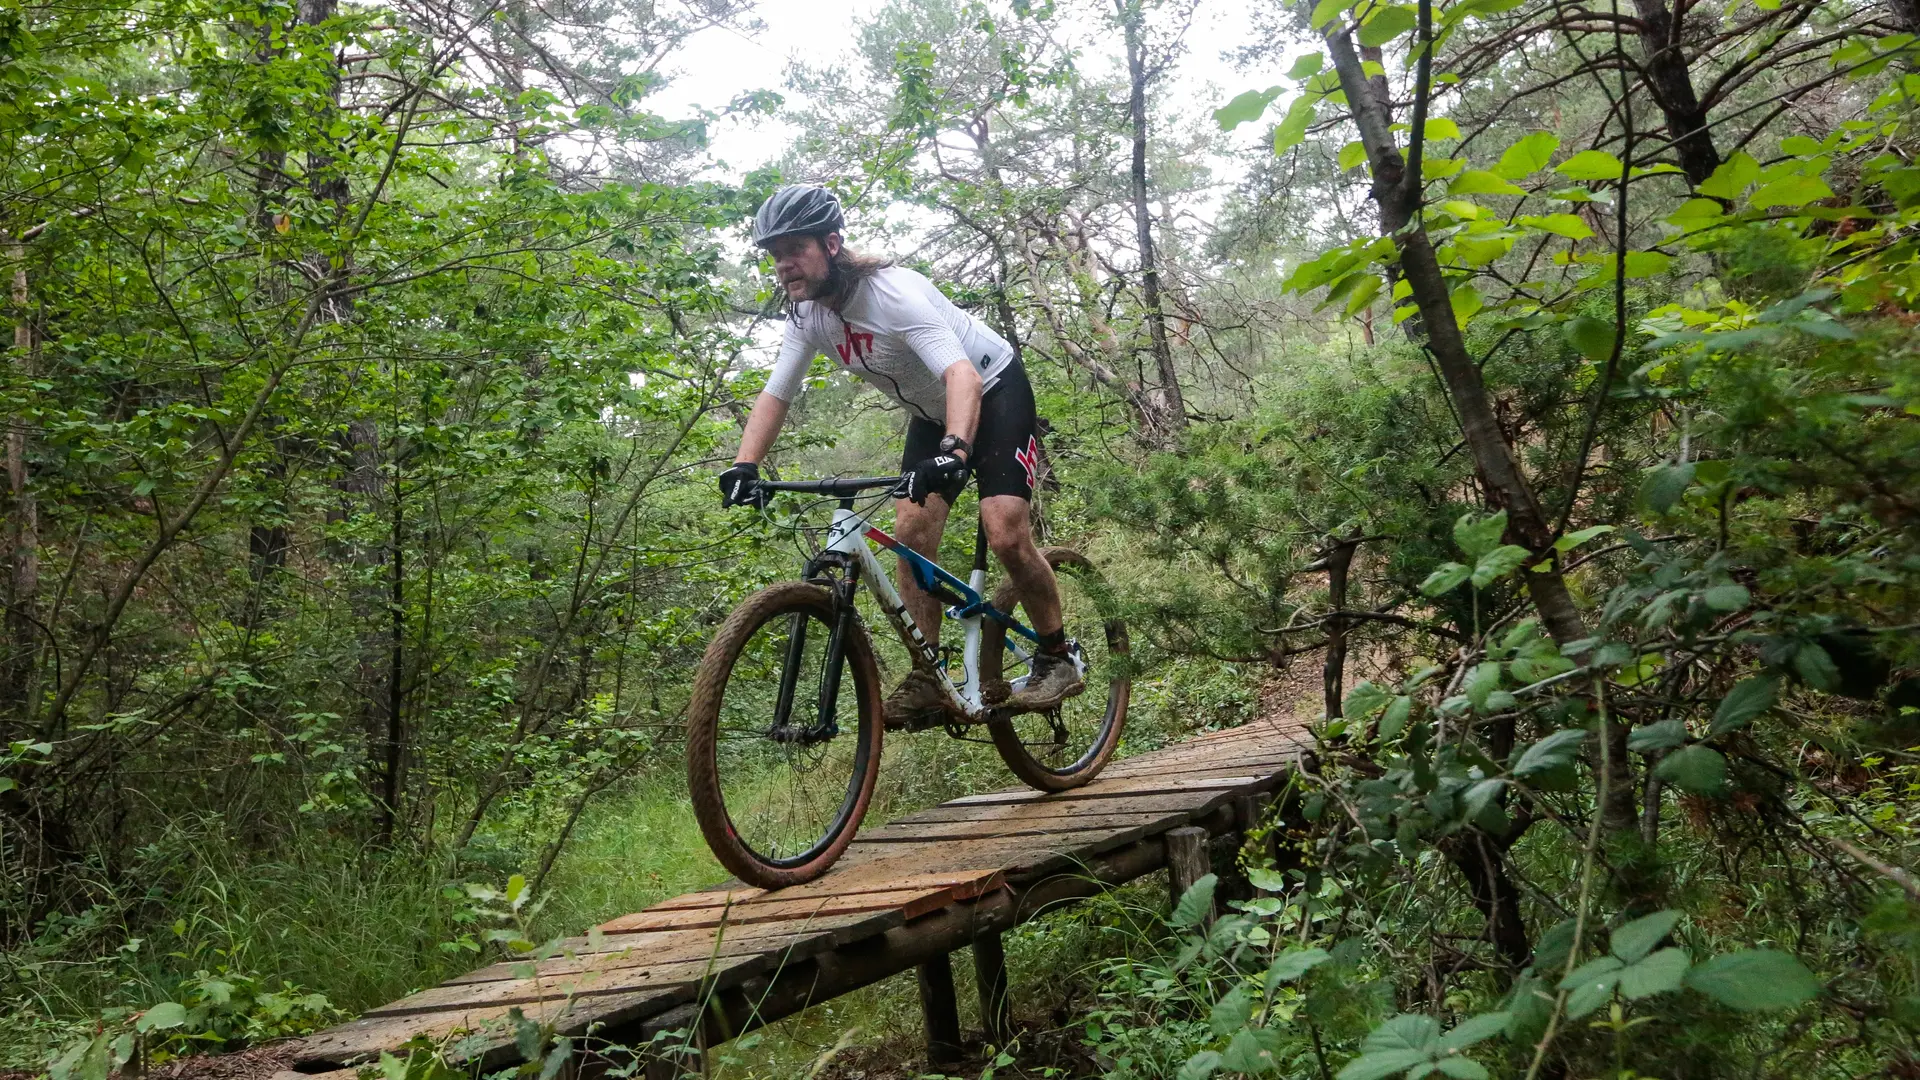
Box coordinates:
[686,473,1130,888]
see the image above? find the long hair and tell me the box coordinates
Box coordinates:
[815,242,891,311]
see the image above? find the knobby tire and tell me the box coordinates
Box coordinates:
[686,582,884,888]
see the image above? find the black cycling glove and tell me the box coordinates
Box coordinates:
[899,453,970,506]
[718,461,768,509]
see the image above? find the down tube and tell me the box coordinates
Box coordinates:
[853,540,941,671]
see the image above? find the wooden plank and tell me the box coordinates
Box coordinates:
[362,950,792,1019]
[942,773,1273,807]
[444,923,842,986]
[849,810,1183,844]
[596,887,951,934]
[891,792,1219,825]
[627,869,1005,911]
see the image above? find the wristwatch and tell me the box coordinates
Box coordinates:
[937,434,972,460]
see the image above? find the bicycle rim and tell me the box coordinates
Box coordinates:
[687,583,882,886]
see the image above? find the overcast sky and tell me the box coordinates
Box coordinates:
[646,0,1303,182]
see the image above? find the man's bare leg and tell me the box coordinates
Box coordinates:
[892,494,953,653]
[979,495,1062,636]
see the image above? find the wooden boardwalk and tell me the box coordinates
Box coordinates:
[282,718,1311,1076]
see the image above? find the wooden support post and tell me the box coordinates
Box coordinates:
[1236,791,1277,883]
[1166,825,1213,927]
[973,931,1012,1047]
[917,951,964,1069]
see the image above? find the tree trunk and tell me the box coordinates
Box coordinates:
[1118,0,1185,439]
[1629,0,1720,186]
[1322,536,1358,720]
[4,245,38,717]
[1321,24,1587,647]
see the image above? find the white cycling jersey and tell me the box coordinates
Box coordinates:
[763,266,1015,424]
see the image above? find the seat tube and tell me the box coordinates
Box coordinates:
[961,514,988,706]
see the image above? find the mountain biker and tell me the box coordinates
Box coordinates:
[717,184,1084,725]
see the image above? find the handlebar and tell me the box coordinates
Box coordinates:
[757,475,906,498]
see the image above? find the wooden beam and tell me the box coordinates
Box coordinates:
[1166,826,1213,927]
[973,932,1012,1047]
[917,952,963,1069]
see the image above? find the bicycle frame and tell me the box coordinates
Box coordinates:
[817,498,1040,721]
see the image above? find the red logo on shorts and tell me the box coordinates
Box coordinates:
[1014,435,1039,488]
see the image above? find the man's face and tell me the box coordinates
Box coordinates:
[769,233,840,301]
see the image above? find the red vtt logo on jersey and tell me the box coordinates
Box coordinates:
[1014,435,1039,489]
[834,324,874,365]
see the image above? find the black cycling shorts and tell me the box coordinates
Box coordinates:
[901,357,1040,504]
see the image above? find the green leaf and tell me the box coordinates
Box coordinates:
[1288,53,1326,79]
[1466,662,1503,712]
[1686,949,1821,1011]
[1554,524,1614,552]
[1310,0,1351,28]
[1179,1050,1223,1080]
[1431,1060,1490,1080]
[1266,947,1332,992]
[1424,117,1461,141]
[1453,511,1507,558]
[1519,213,1594,240]
[1420,562,1471,596]
[1794,643,1840,691]
[136,1001,189,1032]
[1668,197,1726,227]
[1655,744,1726,794]
[1449,170,1526,196]
[1750,175,1833,210]
[1515,728,1588,777]
[1365,1013,1442,1054]
[1778,135,1823,156]
[1379,695,1414,739]
[1345,681,1393,719]
[1618,948,1691,999]
[1697,151,1759,200]
[1273,96,1316,154]
[1338,1050,1430,1080]
[1711,677,1776,735]
[1562,316,1616,361]
[1357,4,1417,46]
[1472,545,1531,588]
[1171,873,1218,928]
[1628,719,1687,752]
[1220,1025,1283,1074]
[1556,149,1624,180]
[1339,141,1369,170]
[1639,462,1696,514]
[1559,955,1624,1019]
[1211,985,1254,1035]
[1437,1011,1509,1052]
[1494,132,1559,179]
[1702,584,1750,612]
[1450,282,1484,323]
[1216,86,1283,130]
[1609,910,1681,964]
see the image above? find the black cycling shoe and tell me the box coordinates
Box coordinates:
[882,668,952,730]
[1008,650,1084,712]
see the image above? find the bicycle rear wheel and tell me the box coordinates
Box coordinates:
[981,548,1130,791]
[687,582,883,888]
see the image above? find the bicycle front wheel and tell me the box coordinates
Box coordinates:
[981,548,1130,791]
[687,582,883,888]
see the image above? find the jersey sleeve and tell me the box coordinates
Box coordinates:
[762,315,816,403]
[888,277,973,378]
